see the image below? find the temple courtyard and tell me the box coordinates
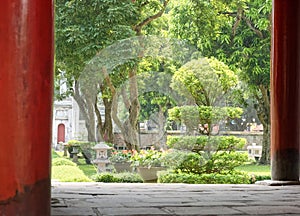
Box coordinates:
[51,182,300,216]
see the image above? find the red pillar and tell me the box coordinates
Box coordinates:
[271,1,300,181]
[0,1,54,215]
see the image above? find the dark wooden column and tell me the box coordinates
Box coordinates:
[271,1,300,181]
[0,1,54,215]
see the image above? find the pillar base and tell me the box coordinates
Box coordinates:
[271,148,299,181]
[255,180,300,186]
[0,178,50,215]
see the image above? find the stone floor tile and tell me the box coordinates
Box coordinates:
[234,206,300,215]
[51,207,96,216]
[51,182,300,216]
[98,207,170,216]
[164,206,242,215]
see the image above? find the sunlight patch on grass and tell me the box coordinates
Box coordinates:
[52,165,92,182]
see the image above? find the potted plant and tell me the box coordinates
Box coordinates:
[130,148,167,183]
[109,150,133,172]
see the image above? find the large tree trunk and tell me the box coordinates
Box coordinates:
[111,66,141,151]
[255,85,270,164]
[128,65,141,149]
[112,93,140,151]
[94,95,114,143]
[73,81,96,142]
[106,0,170,150]
[157,106,167,149]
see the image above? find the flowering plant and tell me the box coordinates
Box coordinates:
[130,148,166,168]
[109,150,132,163]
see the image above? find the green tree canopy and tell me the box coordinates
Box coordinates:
[168,0,271,163]
[171,57,239,107]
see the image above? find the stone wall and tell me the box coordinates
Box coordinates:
[113,130,263,149]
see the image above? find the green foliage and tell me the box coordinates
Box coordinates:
[168,105,243,134]
[114,172,143,183]
[168,106,181,122]
[110,150,133,163]
[52,158,77,167]
[167,136,246,152]
[165,135,248,175]
[167,136,207,151]
[67,140,95,147]
[93,172,143,183]
[171,57,239,107]
[172,152,206,174]
[205,151,248,174]
[93,172,117,183]
[55,0,137,80]
[130,149,166,168]
[158,171,250,184]
[52,165,92,182]
[168,57,243,134]
[51,151,97,180]
[77,160,98,178]
[52,149,61,159]
[169,0,272,163]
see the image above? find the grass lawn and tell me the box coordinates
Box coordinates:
[51,149,61,159]
[236,164,271,176]
[76,158,98,179]
[52,150,271,182]
[51,150,97,181]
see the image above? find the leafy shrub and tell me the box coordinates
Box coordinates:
[205,152,248,174]
[93,172,143,183]
[167,135,246,152]
[110,150,133,163]
[165,135,248,176]
[114,172,143,183]
[52,158,77,166]
[163,150,206,174]
[130,149,165,168]
[52,165,92,182]
[158,171,250,184]
[167,136,207,152]
[93,173,117,182]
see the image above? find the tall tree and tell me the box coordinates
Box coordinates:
[170,57,242,135]
[104,0,171,150]
[56,0,171,148]
[55,0,137,142]
[169,0,272,164]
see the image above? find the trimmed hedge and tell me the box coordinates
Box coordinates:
[167,135,246,152]
[158,171,250,184]
[93,172,143,183]
[52,158,77,166]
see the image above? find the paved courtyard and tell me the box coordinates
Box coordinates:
[51,182,300,216]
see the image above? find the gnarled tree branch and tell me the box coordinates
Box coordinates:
[133,0,170,35]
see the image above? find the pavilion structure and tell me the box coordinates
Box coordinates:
[0,0,299,215]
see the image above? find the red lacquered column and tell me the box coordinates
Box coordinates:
[271,0,300,181]
[0,1,54,215]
